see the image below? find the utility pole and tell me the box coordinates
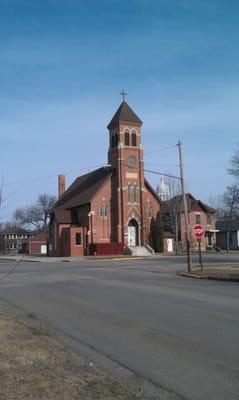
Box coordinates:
[177,140,192,273]
[175,213,179,255]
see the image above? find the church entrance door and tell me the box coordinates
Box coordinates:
[128,219,139,247]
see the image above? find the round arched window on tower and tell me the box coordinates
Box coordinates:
[125,130,130,146]
[131,130,137,147]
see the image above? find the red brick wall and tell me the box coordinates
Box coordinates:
[142,188,161,244]
[60,227,85,257]
[29,241,46,254]
[91,177,112,244]
[49,222,71,256]
[69,227,85,257]
[107,121,160,247]
[180,211,216,251]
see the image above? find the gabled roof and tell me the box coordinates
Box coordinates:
[107,101,142,129]
[145,179,161,204]
[51,167,113,222]
[29,231,47,242]
[0,226,29,235]
[161,193,215,214]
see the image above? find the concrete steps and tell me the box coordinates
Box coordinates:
[128,246,154,256]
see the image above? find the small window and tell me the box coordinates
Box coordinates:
[75,233,81,246]
[131,132,137,147]
[206,214,211,225]
[195,214,201,224]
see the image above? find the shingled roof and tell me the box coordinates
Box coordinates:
[51,166,113,223]
[161,193,215,214]
[51,165,160,224]
[107,101,142,129]
[145,179,161,203]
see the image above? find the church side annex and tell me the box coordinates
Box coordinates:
[48,100,160,256]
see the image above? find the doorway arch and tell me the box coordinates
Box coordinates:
[128,219,139,247]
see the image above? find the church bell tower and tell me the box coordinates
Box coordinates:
[107,98,146,246]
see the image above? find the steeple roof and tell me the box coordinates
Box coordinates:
[107,101,142,129]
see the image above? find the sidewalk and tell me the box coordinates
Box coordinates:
[0,253,168,263]
[0,255,85,263]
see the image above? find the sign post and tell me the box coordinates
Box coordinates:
[192,225,205,271]
[198,239,203,270]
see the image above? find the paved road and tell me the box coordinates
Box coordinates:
[0,254,239,400]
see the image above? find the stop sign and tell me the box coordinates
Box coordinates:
[192,224,205,239]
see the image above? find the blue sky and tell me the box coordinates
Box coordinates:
[1,0,239,221]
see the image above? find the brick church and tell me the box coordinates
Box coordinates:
[49,100,161,256]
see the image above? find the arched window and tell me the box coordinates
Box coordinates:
[111,134,115,148]
[131,131,137,147]
[128,185,137,203]
[147,206,153,218]
[100,204,108,217]
[115,133,118,147]
[125,130,130,146]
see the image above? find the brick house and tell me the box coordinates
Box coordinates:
[28,231,47,255]
[48,101,161,257]
[162,193,217,251]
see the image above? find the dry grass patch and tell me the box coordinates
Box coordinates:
[183,267,239,281]
[0,306,145,400]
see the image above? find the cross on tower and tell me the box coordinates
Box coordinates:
[120,90,128,102]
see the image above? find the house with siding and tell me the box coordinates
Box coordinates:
[216,218,239,250]
[0,227,30,254]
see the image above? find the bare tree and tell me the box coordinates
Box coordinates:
[220,184,239,252]
[161,178,181,254]
[207,195,223,218]
[228,147,239,179]
[149,211,164,253]
[0,175,3,210]
[13,193,56,232]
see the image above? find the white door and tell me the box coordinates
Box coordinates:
[167,239,173,252]
[41,245,47,254]
[128,226,136,247]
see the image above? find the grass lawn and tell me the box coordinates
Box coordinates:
[0,306,145,400]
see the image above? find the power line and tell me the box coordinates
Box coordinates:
[144,162,179,168]
[144,169,181,180]
[3,164,104,187]
[144,144,177,155]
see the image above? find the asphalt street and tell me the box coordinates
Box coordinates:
[0,254,238,400]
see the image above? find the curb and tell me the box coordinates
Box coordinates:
[181,272,206,279]
[86,256,144,261]
[181,272,239,282]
